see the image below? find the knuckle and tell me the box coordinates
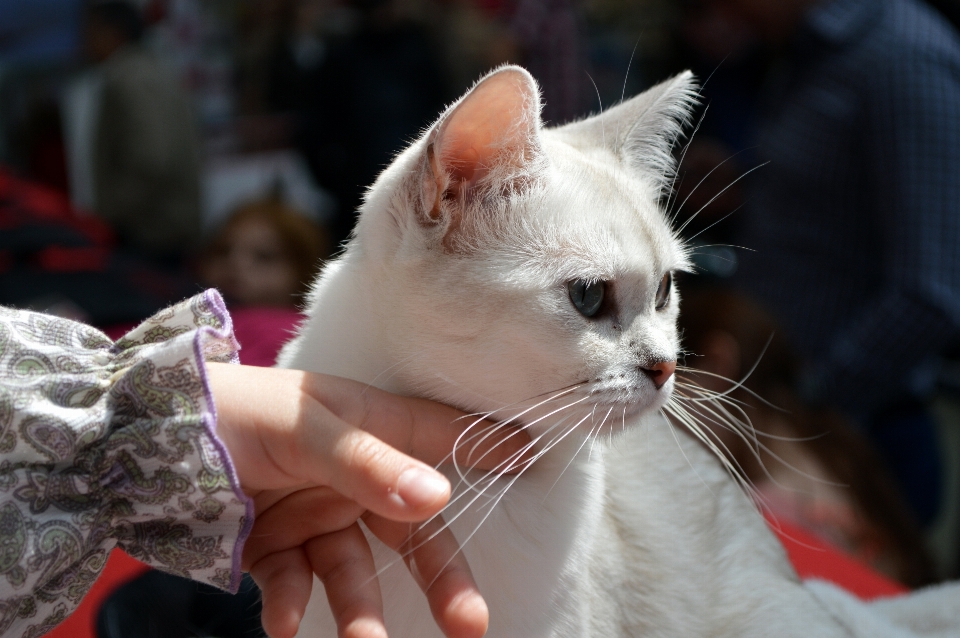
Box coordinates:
[345,434,396,477]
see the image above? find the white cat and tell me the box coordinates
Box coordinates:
[278,66,960,637]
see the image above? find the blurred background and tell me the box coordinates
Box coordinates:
[2,0,960,635]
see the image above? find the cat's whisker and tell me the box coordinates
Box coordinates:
[686,242,755,253]
[392,403,590,570]
[365,350,427,393]
[676,161,768,236]
[419,469,531,594]
[662,402,750,499]
[403,383,589,510]
[660,405,719,496]
[621,39,639,107]
[671,146,748,222]
[453,393,595,493]
[456,381,590,419]
[664,400,757,489]
[432,371,516,410]
[666,104,709,220]
[587,406,615,463]
[585,72,605,149]
[668,375,849,506]
[446,381,589,447]
[672,384,756,435]
[457,384,589,470]
[582,413,604,460]
[448,392,599,514]
[665,53,727,212]
[676,334,778,407]
[447,386,591,489]
[672,384,828,484]
[673,383,751,412]
[423,394,595,548]
[545,405,605,498]
[684,394,847,490]
[684,204,743,244]
[669,387,765,470]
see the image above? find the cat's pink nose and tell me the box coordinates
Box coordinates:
[641,360,676,389]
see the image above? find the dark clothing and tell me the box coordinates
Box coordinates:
[735,0,960,421]
[290,21,448,245]
[510,0,587,125]
[94,45,202,258]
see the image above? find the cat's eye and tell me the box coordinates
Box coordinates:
[655,272,672,310]
[568,279,605,318]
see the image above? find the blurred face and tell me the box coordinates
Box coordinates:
[201,218,300,307]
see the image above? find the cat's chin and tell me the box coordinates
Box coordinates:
[586,377,675,416]
[504,385,672,448]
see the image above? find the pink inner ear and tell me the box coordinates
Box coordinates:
[436,69,539,189]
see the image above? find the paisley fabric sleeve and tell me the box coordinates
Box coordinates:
[0,290,252,638]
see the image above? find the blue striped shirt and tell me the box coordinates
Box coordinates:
[735,0,960,419]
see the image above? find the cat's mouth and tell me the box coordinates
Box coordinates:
[583,376,675,418]
[457,377,673,447]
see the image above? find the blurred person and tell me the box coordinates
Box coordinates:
[670,0,766,247]
[702,0,960,526]
[678,287,938,587]
[272,0,448,246]
[86,0,202,264]
[15,98,71,197]
[199,196,329,308]
[0,166,198,325]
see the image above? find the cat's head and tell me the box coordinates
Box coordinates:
[353,66,696,439]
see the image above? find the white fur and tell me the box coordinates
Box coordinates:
[278,67,960,637]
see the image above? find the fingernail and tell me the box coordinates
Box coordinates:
[395,467,450,510]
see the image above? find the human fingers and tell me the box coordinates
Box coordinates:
[305,523,387,638]
[209,363,528,523]
[242,487,364,571]
[250,547,314,638]
[364,514,488,638]
[295,404,454,521]
[299,373,533,472]
[208,362,453,521]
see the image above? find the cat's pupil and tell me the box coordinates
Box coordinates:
[655,272,672,310]
[568,279,605,318]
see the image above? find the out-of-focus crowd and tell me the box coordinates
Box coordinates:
[2,0,960,635]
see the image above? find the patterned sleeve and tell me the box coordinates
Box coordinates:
[0,290,252,638]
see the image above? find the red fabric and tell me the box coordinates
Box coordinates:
[229,306,304,367]
[44,550,150,638]
[35,246,111,272]
[0,167,114,248]
[766,515,908,600]
[102,305,303,368]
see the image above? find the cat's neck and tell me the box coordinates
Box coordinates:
[278,251,393,387]
[281,254,611,637]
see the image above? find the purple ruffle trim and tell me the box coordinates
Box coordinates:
[193,289,253,593]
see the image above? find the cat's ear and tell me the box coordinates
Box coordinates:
[556,71,698,194]
[417,65,543,248]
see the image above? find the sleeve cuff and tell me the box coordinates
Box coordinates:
[105,289,252,592]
